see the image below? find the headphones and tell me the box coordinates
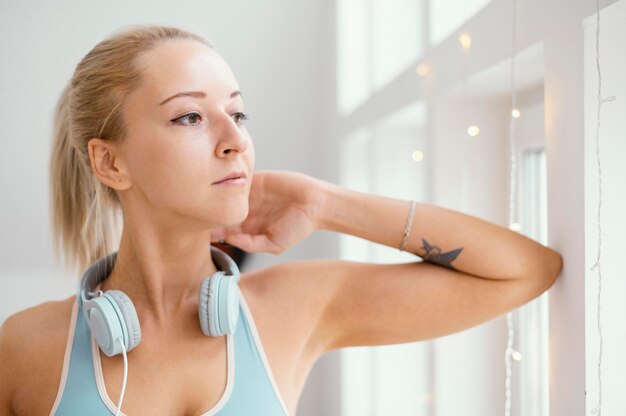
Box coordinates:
[78,245,241,357]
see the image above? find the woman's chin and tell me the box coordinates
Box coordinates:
[220,205,250,225]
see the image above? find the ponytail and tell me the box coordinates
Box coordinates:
[49,82,121,277]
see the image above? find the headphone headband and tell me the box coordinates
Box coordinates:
[78,245,240,304]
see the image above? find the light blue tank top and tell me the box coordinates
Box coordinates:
[49,286,290,415]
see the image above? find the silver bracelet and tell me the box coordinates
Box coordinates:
[399,200,416,252]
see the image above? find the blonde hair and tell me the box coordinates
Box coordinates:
[49,24,215,276]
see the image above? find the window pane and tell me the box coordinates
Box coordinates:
[519,149,549,416]
[341,347,372,416]
[339,101,431,415]
[371,0,424,90]
[429,0,493,46]
[374,343,433,415]
[336,0,371,115]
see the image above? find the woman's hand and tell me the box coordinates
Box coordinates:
[210,170,327,254]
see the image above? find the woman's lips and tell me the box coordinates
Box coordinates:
[213,177,247,185]
[213,170,247,184]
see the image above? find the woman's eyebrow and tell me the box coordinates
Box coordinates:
[157,90,242,107]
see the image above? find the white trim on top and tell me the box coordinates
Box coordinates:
[238,286,291,416]
[49,298,79,416]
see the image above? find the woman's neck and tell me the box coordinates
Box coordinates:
[99,229,219,325]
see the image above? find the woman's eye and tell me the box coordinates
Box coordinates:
[172,112,202,126]
[233,112,250,125]
[171,112,250,127]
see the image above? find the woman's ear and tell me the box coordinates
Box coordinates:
[87,138,130,189]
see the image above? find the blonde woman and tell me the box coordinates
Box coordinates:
[0,24,563,416]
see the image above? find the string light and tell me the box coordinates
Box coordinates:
[416,64,429,77]
[459,32,480,139]
[412,150,424,162]
[504,0,519,414]
[467,125,480,137]
[504,313,515,416]
[420,393,434,404]
[459,30,475,213]
[589,0,616,413]
[459,33,472,50]
[509,222,522,232]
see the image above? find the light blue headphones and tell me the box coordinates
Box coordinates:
[78,245,241,357]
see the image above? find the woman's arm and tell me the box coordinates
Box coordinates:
[302,180,563,350]
[315,181,562,283]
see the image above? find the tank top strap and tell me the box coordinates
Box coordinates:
[215,286,290,415]
[50,298,114,415]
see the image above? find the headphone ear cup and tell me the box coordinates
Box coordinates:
[107,290,142,352]
[198,271,240,337]
[218,276,240,335]
[198,273,221,336]
[85,296,126,357]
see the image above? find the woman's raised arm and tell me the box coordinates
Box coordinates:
[303,181,563,350]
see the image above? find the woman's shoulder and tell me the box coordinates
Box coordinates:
[1,295,76,351]
[0,295,76,414]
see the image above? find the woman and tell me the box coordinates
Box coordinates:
[0,25,563,416]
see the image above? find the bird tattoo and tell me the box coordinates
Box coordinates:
[420,238,463,270]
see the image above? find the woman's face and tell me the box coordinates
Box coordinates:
[115,39,254,229]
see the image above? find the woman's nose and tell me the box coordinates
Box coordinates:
[214,114,248,156]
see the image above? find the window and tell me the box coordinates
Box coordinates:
[336,0,424,116]
[429,0,493,46]
[518,148,549,416]
[339,102,431,415]
[336,0,370,116]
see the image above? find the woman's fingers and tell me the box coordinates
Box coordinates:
[228,233,281,254]
[210,225,243,242]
